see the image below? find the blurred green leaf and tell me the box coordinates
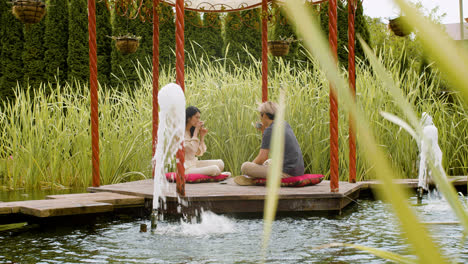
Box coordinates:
[262,91,286,262]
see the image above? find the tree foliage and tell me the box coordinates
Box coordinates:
[0,0,384,99]
[110,12,139,87]
[272,3,320,66]
[158,3,175,69]
[96,0,112,85]
[0,0,7,90]
[272,6,298,63]
[44,0,68,83]
[224,12,242,64]
[185,11,205,68]
[353,0,371,64]
[225,10,261,66]
[23,21,46,89]
[0,3,24,100]
[134,17,153,70]
[318,0,371,68]
[67,0,89,84]
[200,13,223,59]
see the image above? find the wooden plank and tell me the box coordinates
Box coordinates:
[0,176,462,217]
[165,197,347,214]
[18,199,113,217]
[365,176,468,189]
[449,176,468,186]
[88,179,365,213]
[88,179,154,199]
[0,201,24,214]
[88,179,360,201]
[46,192,144,207]
[0,199,114,217]
[0,222,27,231]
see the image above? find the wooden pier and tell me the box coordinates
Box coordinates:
[0,176,466,223]
[88,178,363,214]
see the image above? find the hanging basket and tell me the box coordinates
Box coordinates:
[12,0,46,24]
[388,17,411,37]
[114,36,140,54]
[267,40,290,57]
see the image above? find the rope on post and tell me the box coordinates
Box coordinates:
[88,0,100,187]
[175,0,186,196]
[348,0,357,183]
[175,0,185,92]
[261,0,268,102]
[328,0,339,193]
[152,0,160,177]
[176,147,186,196]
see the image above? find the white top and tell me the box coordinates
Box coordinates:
[184,131,207,169]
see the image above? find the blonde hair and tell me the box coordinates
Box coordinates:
[258,101,278,116]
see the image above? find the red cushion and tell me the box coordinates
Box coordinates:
[253,174,324,187]
[165,172,229,183]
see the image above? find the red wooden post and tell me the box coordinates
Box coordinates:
[88,0,99,187]
[175,0,185,92]
[329,0,339,192]
[261,0,268,102]
[152,0,160,178]
[348,0,357,183]
[175,0,185,196]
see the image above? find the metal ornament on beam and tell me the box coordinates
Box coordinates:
[103,0,328,18]
[102,0,328,31]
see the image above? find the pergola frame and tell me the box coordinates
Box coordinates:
[87,0,358,195]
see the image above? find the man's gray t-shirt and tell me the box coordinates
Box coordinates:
[261,122,305,176]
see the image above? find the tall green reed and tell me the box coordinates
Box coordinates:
[262,90,286,262]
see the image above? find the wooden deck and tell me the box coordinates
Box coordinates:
[0,176,466,221]
[87,178,363,214]
[0,192,144,218]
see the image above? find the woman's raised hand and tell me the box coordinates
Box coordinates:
[200,126,208,137]
[194,121,203,130]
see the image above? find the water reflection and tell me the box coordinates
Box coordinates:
[0,188,87,202]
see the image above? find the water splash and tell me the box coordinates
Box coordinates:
[152,83,186,210]
[418,112,443,191]
[380,111,444,191]
[155,211,235,237]
[179,211,235,236]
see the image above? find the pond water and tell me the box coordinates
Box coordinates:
[1,192,467,263]
[0,188,88,202]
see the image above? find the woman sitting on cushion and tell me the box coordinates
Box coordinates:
[184,106,225,176]
[234,101,304,186]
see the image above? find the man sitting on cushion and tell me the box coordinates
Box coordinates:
[234,101,305,186]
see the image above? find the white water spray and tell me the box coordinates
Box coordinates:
[152,83,186,210]
[154,211,236,237]
[381,111,444,192]
[150,83,232,232]
[418,113,443,191]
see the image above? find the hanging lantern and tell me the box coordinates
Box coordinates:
[113,35,141,54]
[389,17,412,37]
[267,40,290,57]
[12,0,46,24]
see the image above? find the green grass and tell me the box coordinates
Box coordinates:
[0,42,467,190]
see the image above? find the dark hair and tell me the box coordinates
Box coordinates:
[265,113,275,120]
[261,112,275,120]
[186,106,201,137]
